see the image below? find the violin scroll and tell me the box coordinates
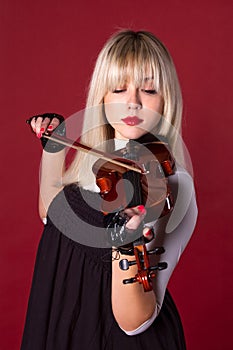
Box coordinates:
[119,242,168,292]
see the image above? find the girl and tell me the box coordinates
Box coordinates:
[21,30,197,349]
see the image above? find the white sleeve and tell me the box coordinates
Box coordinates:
[42,217,47,225]
[152,167,198,314]
[119,306,158,336]
[120,167,198,335]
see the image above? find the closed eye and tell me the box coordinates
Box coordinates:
[142,89,157,95]
[113,89,126,93]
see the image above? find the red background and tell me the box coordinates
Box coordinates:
[0,1,232,349]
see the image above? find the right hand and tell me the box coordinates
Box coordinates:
[27,113,64,138]
[26,113,66,152]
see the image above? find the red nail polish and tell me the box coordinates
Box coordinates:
[144,227,154,239]
[138,205,146,214]
[37,132,42,139]
[40,127,45,132]
[48,125,53,130]
[144,228,152,237]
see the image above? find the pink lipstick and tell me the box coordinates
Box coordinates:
[121,116,143,126]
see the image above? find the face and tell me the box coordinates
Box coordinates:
[104,80,164,140]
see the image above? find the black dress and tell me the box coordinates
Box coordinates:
[21,184,186,350]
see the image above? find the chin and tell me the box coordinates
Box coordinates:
[117,127,148,140]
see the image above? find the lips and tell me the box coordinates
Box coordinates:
[121,116,143,126]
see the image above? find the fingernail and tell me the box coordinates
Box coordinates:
[40,127,45,132]
[144,227,154,240]
[36,132,42,139]
[137,205,146,215]
[48,125,53,130]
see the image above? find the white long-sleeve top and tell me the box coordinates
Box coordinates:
[112,139,198,335]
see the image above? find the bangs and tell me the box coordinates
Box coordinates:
[103,36,162,93]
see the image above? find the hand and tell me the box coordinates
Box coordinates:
[26,113,66,153]
[124,205,154,241]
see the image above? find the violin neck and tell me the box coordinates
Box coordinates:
[123,170,143,208]
[122,140,143,208]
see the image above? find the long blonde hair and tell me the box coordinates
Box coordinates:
[63,30,183,186]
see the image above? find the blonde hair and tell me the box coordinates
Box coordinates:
[63,30,183,186]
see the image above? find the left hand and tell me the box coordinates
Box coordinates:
[124,205,154,241]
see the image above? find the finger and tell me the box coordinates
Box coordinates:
[124,205,146,218]
[143,226,154,241]
[34,117,43,137]
[125,205,146,231]
[125,215,143,231]
[30,117,37,132]
[46,117,61,132]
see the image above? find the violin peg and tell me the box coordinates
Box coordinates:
[122,277,138,285]
[161,160,174,176]
[157,262,168,270]
[148,247,165,255]
[119,259,136,271]
[96,176,112,195]
[149,262,168,271]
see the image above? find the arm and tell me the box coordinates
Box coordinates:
[111,207,157,332]
[28,113,66,221]
[39,149,65,220]
[111,167,198,334]
[112,251,157,332]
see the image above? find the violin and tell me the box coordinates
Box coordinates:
[92,139,174,221]
[93,138,174,292]
[42,133,175,292]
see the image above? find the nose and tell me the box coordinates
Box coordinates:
[128,88,142,110]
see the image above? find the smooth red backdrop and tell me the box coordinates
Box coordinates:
[0,1,232,349]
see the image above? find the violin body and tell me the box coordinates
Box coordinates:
[93,140,175,221]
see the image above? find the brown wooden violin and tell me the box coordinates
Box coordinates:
[93,138,174,292]
[42,133,175,292]
[92,139,174,221]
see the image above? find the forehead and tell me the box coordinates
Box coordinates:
[106,60,159,89]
